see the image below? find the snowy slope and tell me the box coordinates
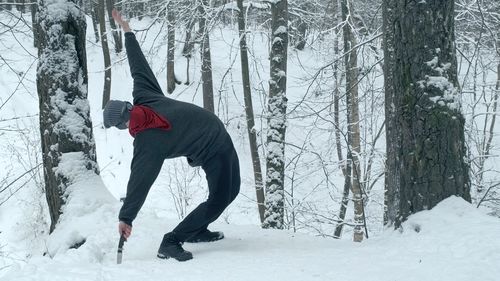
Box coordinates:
[1,197,499,281]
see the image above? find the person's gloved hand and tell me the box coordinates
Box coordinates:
[118,221,132,240]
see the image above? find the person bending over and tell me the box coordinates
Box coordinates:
[103,9,240,262]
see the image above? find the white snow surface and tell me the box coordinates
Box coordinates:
[1,196,499,281]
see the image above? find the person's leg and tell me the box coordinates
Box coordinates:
[172,147,239,241]
[157,150,227,261]
[229,149,241,203]
[185,149,241,242]
[158,146,240,260]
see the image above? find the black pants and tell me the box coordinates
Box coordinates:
[172,144,240,241]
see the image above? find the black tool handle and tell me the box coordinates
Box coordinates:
[118,234,126,251]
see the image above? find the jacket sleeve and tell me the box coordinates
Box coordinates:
[118,138,164,226]
[124,32,164,102]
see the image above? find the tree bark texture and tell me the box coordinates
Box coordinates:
[383,0,471,228]
[263,0,288,229]
[36,0,98,233]
[198,1,214,112]
[97,0,112,109]
[166,1,177,94]
[334,152,352,238]
[182,18,196,85]
[236,0,265,224]
[31,0,39,48]
[341,0,364,242]
[382,0,398,226]
[333,0,348,239]
[90,0,100,43]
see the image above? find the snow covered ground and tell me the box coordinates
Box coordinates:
[1,11,500,281]
[1,197,499,281]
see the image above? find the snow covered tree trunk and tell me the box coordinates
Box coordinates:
[97,0,112,109]
[237,0,265,224]
[166,0,176,94]
[383,0,471,228]
[263,0,288,229]
[36,0,98,233]
[199,1,214,112]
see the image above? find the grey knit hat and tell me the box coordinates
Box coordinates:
[103,100,132,130]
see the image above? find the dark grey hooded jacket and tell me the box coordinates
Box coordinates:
[118,32,231,226]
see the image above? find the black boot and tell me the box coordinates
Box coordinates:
[185,229,224,243]
[157,232,193,261]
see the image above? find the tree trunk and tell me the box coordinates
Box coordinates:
[182,18,196,85]
[333,0,348,239]
[294,18,307,51]
[198,1,214,112]
[31,0,39,48]
[166,1,177,94]
[236,0,265,224]
[383,0,471,228]
[382,0,398,226]
[262,0,288,229]
[97,0,112,109]
[90,0,100,43]
[334,153,352,238]
[36,0,98,233]
[341,0,364,242]
[106,0,123,53]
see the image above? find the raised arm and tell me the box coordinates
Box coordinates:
[112,9,164,101]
